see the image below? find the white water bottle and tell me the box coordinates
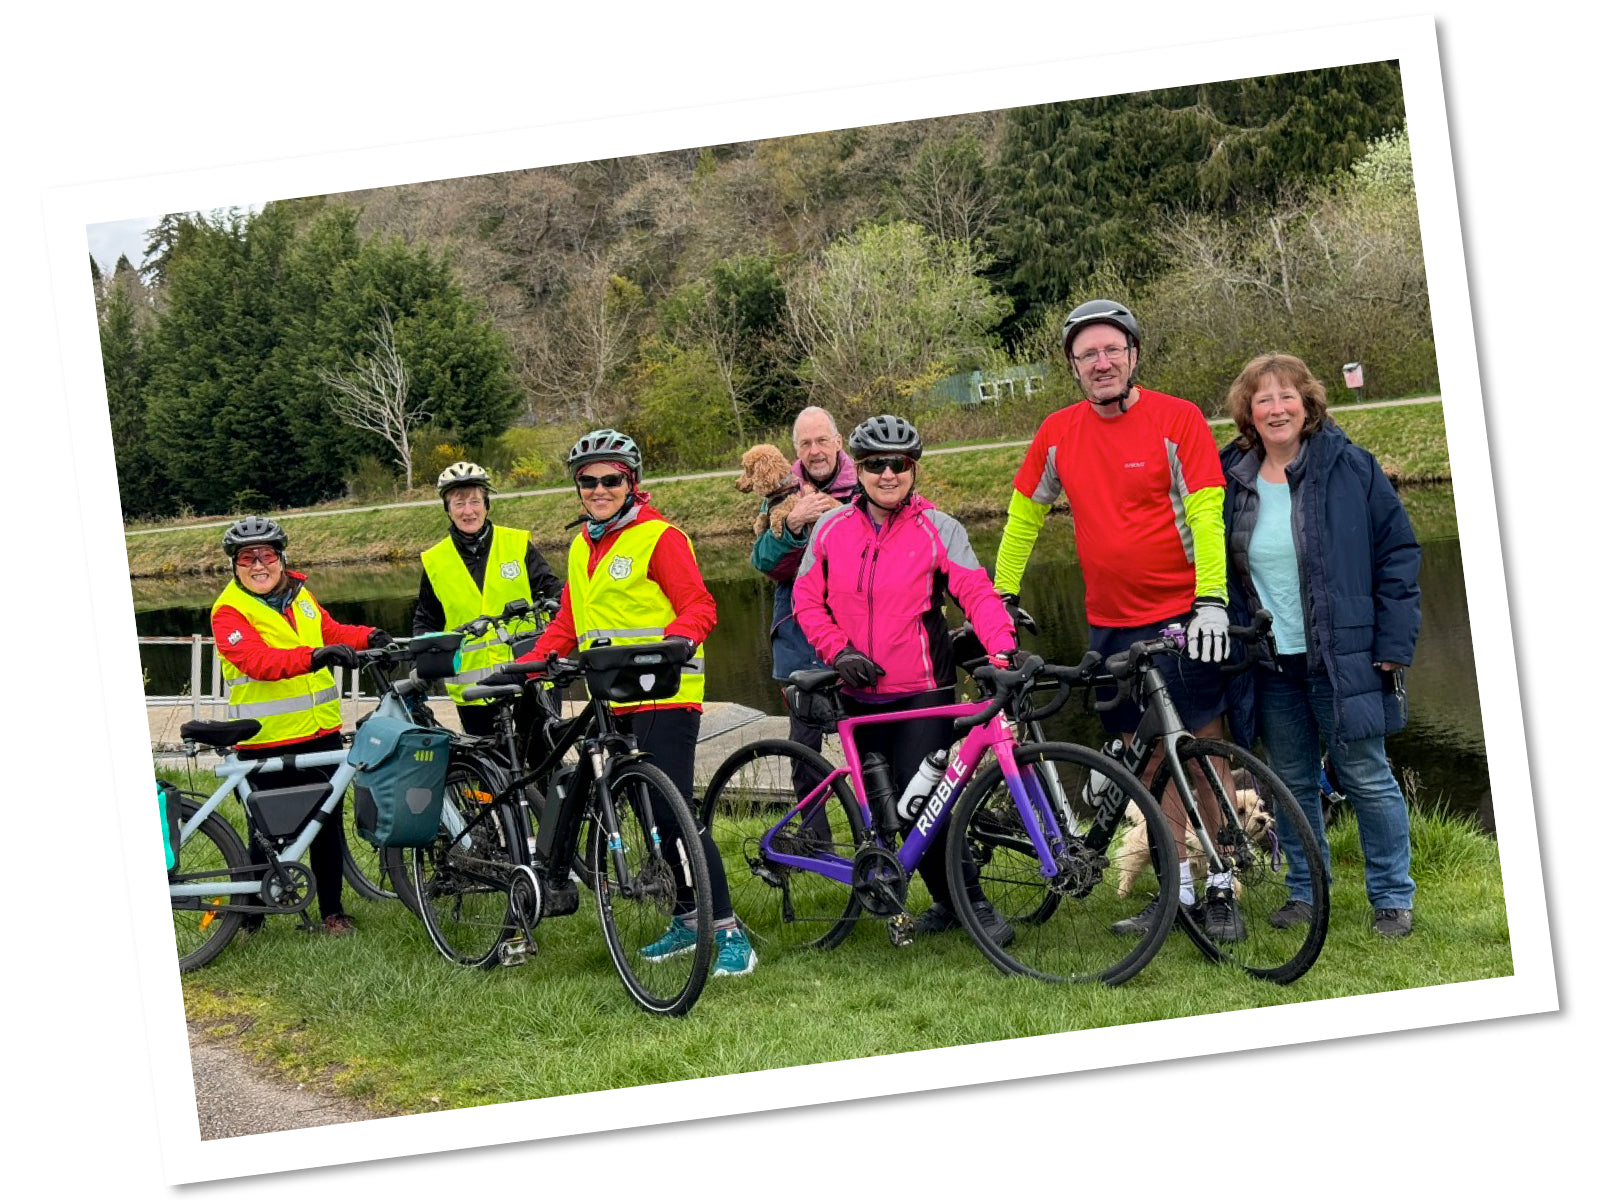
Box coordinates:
[898,748,949,821]
[1084,739,1125,808]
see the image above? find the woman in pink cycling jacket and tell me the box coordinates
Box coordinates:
[792,414,1017,944]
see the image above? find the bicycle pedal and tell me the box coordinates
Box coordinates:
[887,913,915,948]
[499,936,536,966]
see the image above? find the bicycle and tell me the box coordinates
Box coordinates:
[393,639,715,1017]
[702,653,1182,985]
[1089,611,1331,984]
[168,643,445,971]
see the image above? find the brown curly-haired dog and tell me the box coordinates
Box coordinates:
[735,443,842,537]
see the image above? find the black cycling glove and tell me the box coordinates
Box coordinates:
[310,644,360,672]
[832,647,885,689]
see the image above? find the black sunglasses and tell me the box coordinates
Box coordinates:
[576,472,628,490]
[860,455,913,475]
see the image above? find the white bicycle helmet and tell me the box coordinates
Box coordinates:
[436,461,496,498]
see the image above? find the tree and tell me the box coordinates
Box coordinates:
[786,220,1010,423]
[524,256,644,423]
[317,306,428,489]
[99,270,165,517]
[895,131,1000,246]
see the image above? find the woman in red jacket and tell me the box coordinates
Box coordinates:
[210,517,389,936]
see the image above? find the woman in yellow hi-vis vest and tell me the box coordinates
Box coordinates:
[211,517,391,936]
[413,462,561,736]
[515,430,754,978]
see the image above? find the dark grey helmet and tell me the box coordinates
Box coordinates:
[567,429,642,479]
[222,515,287,559]
[847,415,923,461]
[1061,299,1141,358]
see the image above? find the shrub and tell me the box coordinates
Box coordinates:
[344,455,399,503]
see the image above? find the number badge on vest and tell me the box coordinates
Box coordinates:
[298,599,316,619]
[499,560,521,580]
[609,555,633,581]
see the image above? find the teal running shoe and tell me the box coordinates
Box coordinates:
[713,924,758,977]
[640,916,698,962]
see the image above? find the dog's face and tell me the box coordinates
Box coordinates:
[1233,784,1274,843]
[735,444,793,495]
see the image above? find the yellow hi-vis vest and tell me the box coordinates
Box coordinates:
[211,579,342,748]
[567,520,705,706]
[420,525,535,705]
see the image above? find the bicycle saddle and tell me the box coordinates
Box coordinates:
[179,718,263,748]
[786,669,840,694]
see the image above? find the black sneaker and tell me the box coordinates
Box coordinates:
[1269,900,1315,929]
[1202,886,1246,943]
[912,902,961,935]
[1372,908,1414,938]
[970,899,1015,949]
[1110,898,1163,937]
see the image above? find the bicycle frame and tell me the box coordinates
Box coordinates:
[759,699,1069,887]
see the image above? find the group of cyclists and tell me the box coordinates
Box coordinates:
[206,295,1424,984]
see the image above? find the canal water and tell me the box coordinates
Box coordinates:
[132,484,1493,832]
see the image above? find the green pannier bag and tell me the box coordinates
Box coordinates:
[347,716,452,849]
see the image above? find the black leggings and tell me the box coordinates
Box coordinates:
[614,707,733,922]
[238,731,347,921]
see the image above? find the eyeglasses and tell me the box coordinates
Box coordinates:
[860,455,913,476]
[235,548,280,567]
[576,472,628,491]
[1071,345,1130,367]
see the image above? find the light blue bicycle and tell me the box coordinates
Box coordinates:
[168,643,448,970]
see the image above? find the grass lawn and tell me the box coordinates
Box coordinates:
[179,804,1508,1116]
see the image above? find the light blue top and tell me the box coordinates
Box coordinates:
[1247,477,1306,654]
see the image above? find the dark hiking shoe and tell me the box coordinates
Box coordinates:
[912,902,961,935]
[1202,887,1246,943]
[1372,908,1414,938]
[970,899,1014,949]
[1269,900,1315,929]
[1110,898,1163,937]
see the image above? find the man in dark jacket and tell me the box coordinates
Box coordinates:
[750,406,858,752]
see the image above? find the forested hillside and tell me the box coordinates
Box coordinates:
[95,61,1431,520]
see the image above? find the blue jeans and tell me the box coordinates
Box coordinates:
[1255,660,1415,911]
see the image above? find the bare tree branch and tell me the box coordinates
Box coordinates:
[316,306,429,490]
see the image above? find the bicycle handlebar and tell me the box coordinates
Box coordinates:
[1092,609,1275,712]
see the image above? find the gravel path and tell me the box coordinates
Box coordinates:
[188,1022,386,1139]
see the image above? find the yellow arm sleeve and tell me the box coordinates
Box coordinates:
[993,489,1050,596]
[1183,484,1228,602]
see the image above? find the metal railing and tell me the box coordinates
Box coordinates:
[138,635,366,718]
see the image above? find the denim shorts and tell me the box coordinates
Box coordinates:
[1089,615,1227,735]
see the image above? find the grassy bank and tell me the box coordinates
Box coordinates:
[180,804,1506,1116]
[125,401,1451,578]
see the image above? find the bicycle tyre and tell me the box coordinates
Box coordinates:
[410,757,521,968]
[592,760,713,1017]
[1152,738,1330,984]
[173,797,250,973]
[700,739,865,954]
[338,782,406,904]
[947,742,1180,985]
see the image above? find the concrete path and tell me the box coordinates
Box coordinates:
[189,1021,384,1139]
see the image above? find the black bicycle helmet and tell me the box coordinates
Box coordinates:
[567,429,643,479]
[847,415,923,462]
[1061,299,1142,359]
[222,515,287,559]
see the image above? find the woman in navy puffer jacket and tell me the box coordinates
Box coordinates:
[1220,354,1422,938]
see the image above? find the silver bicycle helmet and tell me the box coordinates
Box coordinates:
[567,429,643,479]
[436,461,496,498]
[221,515,287,559]
[1061,298,1142,359]
[847,415,923,462]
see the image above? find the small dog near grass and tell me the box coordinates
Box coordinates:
[1113,775,1274,898]
[734,443,839,537]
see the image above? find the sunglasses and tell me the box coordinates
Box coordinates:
[576,472,629,491]
[860,455,913,476]
[235,548,280,567]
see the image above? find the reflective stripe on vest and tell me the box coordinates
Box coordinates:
[567,520,706,705]
[420,526,535,705]
[211,579,342,747]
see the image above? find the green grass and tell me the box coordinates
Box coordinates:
[179,804,1509,1115]
[126,401,1452,579]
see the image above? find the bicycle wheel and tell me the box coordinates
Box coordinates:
[172,797,249,972]
[591,761,713,1017]
[1152,738,1330,984]
[410,758,520,968]
[338,782,406,904]
[700,739,865,954]
[948,742,1179,985]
